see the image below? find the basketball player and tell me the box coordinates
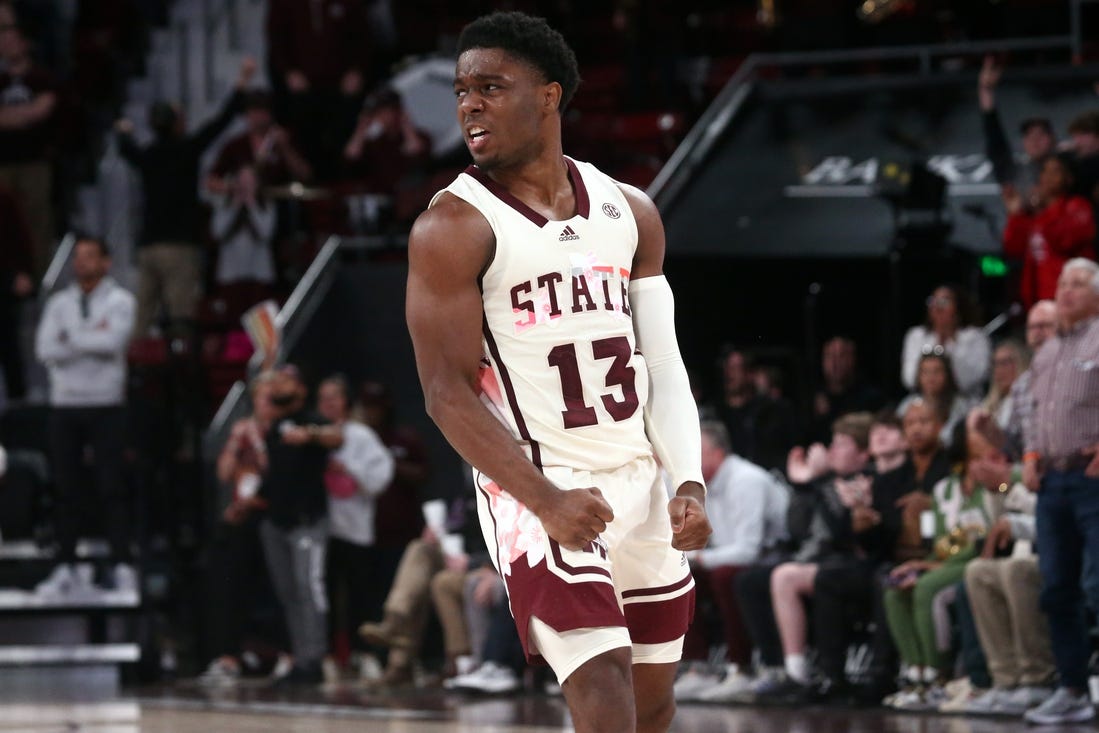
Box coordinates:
[405,12,711,733]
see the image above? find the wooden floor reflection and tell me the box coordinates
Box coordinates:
[1,686,1097,733]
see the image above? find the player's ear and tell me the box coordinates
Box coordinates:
[544,81,562,114]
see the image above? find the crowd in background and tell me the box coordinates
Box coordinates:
[1,0,1099,724]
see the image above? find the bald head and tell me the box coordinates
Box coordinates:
[1026,300,1057,350]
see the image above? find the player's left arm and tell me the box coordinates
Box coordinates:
[620,183,712,552]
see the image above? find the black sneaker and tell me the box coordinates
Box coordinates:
[271,663,323,688]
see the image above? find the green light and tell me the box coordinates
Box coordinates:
[981,255,1008,278]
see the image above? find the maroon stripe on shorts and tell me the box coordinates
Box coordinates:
[549,538,611,579]
[623,586,696,645]
[621,572,693,600]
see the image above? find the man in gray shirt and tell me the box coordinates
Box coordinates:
[33,237,135,597]
[1020,258,1099,725]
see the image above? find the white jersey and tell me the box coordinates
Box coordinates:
[430,157,653,472]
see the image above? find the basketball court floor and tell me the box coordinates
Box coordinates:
[1,684,1091,733]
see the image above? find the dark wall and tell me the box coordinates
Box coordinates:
[287,259,465,502]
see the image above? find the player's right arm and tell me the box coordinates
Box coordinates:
[405,194,613,551]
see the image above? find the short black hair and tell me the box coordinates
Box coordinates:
[75,236,110,258]
[1019,117,1053,137]
[457,11,580,112]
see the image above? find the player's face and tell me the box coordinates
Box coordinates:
[454,48,556,170]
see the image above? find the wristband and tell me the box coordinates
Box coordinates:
[1023,451,1041,464]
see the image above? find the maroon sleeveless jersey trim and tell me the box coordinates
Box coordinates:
[462,158,591,228]
[481,317,542,469]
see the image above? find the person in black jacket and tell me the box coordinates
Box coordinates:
[114,57,256,339]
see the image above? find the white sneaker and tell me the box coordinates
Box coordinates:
[448,661,520,694]
[1023,687,1095,725]
[35,564,78,597]
[696,664,755,702]
[269,653,293,681]
[673,665,722,701]
[998,685,1052,714]
[963,687,1009,715]
[198,657,241,686]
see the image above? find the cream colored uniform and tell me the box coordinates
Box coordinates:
[430,157,694,681]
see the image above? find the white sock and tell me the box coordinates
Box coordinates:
[784,654,809,684]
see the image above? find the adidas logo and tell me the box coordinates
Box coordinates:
[558,225,580,242]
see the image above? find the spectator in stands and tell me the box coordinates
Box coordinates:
[673,421,790,702]
[357,490,479,688]
[1003,153,1097,309]
[716,347,797,473]
[979,340,1029,431]
[33,237,136,596]
[808,336,885,444]
[1067,110,1099,219]
[0,183,33,402]
[962,455,1052,716]
[444,580,526,695]
[358,380,431,596]
[316,374,395,678]
[897,352,972,448]
[752,413,878,703]
[206,90,312,194]
[199,370,283,685]
[732,413,873,702]
[969,300,1056,468]
[340,86,432,232]
[805,414,908,700]
[266,0,373,179]
[0,23,57,279]
[115,57,256,339]
[882,421,999,710]
[209,164,277,292]
[254,364,343,686]
[901,284,990,399]
[431,542,498,683]
[1020,258,1099,725]
[977,55,1054,205]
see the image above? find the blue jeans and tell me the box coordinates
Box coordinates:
[1036,469,1099,691]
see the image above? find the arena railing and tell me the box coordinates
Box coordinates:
[648,14,1095,213]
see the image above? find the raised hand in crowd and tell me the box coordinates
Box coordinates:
[787,443,829,484]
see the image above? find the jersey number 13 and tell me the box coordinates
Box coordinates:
[548,336,640,429]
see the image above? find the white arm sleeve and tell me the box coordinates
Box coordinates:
[630,275,705,493]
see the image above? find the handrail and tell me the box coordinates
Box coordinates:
[648,29,1088,212]
[40,232,76,297]
[207,235,343,438]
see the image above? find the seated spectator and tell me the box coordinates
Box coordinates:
[430,541,498,683]
[896,352,972,449]
[206,90,312,194]
[882,421,1000,709]
[0,183,33,402]
[199,370,288,685]
[209,164,277,289]
[979,339,1029,431]
[962,472,1053,716]
[443,577,526,695]
[0,23,57,278]
[901,285,990,399]
[318,375,395,678]
[116,57,256,339]
[1003,153,1096,308]
[266,0,373,179]
[357,489,479,688]
[673,421,790,702]
[808,336,885,444]
[754,413,879,703]
[715,347,797,473]
[33,238,136,597]
[730,413,873,702]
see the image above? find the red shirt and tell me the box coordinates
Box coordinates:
[1004,195,1096,307]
